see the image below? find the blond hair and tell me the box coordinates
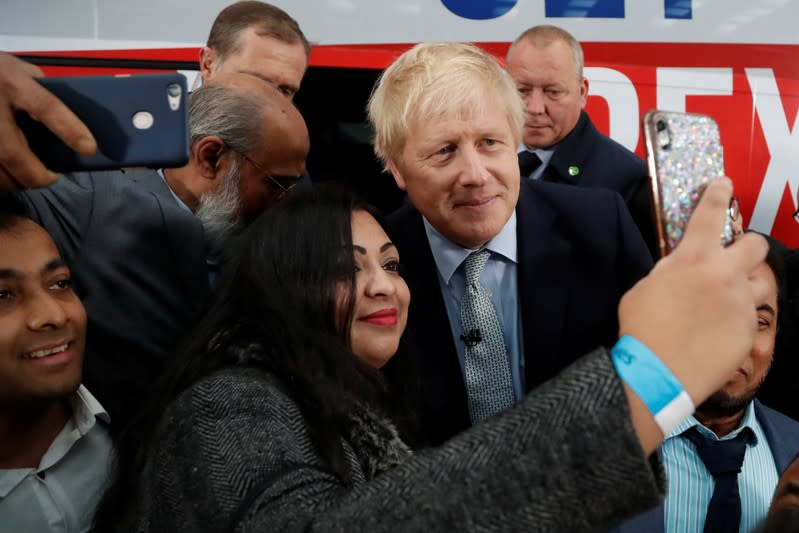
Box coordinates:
[368,42,524,167]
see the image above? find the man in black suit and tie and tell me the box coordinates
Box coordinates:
[368,42,653,445]
[506,25,657,257]
[17,73,309,430]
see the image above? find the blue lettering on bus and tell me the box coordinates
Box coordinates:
[545,0,624,18]
[441,0,692,21]
[440,0,518,20]
[664,0,692,19]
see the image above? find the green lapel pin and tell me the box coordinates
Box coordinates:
[568,165,580,176]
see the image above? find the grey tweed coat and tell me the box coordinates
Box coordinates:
[132,348,665,532]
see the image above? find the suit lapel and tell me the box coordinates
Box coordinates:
[515,182,573,389]
[127,168,209,311]
[541,111,591,186]
[613,505,665,533]
[755,400,799,473]
[389,208,471,439]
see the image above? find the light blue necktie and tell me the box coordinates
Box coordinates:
[460,249,515,423]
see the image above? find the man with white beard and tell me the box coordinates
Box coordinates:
[19,72,310,431]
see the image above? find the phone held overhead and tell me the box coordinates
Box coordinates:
[16,73,190,173]
[643,110,734,258]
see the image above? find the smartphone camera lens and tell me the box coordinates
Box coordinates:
[167,84,182,97]
[166,83,183,111]
[655,119,671,150]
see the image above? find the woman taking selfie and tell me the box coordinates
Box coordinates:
[94,183,765,533]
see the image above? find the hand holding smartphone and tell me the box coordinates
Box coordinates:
[15,73,190,174]
[643,110,734,258]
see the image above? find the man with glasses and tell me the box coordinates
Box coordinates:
[16,73,309,431]
[195,1,314,191]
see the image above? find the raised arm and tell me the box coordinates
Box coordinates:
[619,178,768,453]
[0,52,95,190]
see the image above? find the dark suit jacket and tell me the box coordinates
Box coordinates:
[23,169,210,430]
[613,401,799,533]
[537,110,658,258]
[387,179,653,445]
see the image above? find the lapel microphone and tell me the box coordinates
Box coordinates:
[460,329,482,347]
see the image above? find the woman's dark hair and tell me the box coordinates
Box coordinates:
[93,186,419,531]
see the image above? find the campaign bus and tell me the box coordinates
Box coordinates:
[2,0,797,245]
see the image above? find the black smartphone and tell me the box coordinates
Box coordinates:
[16,73,189,173]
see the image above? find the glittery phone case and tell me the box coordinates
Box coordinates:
[643,110,733,258]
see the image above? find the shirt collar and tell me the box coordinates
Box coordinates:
[0,385,109,497]
[157,168,192,213]
[422,211,517,284]
[70,385,110,433]
[37,385,109,472]
[666,401,760,445]
[157,169,219,261]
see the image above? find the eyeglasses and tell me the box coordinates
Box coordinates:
[729,196,740,220]
[237,152,303,196]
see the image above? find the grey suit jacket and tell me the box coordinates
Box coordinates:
[23,169,210,429]
[130,348,666,533]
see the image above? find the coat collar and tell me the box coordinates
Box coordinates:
[346,404,412,480]
[545,111,595,185]
[125,168,209,308]
[515,181,571,382]
[754,400,799,474]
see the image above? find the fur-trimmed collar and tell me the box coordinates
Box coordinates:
[346,404,412,480]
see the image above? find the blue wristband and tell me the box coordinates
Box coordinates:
[611,335,695,434]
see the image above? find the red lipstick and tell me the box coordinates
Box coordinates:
[359,308,398,326]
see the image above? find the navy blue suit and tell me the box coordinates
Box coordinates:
[613,401,799,533]
[387,179,653,445]
[536,111,657,258]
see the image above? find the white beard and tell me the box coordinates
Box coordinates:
[195,160,243,252]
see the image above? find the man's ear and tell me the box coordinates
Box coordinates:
[579,77,589,108]
[387,160,407,191]
[199,47,217,83]
[194,136,227,181]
